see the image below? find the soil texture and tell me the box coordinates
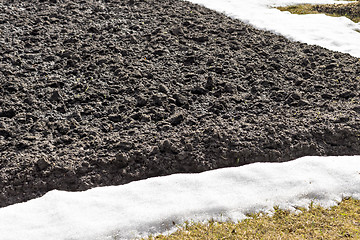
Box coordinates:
[1,0,360,208]
[313,0,360,23]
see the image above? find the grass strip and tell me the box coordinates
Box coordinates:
[143,197,360,239]
[277,1,360,23]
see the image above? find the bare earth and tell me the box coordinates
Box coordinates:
[0,0,360,207]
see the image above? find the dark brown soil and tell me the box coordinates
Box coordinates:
[1,0,360,208]
[313,1,360,22]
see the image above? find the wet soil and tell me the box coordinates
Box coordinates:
[1,0,360,208]
[313,1,360,23]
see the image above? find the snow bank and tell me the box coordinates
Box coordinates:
[0,156,359,240]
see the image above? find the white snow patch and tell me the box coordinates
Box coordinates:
[0,156,359,240]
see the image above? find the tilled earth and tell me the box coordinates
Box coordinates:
[1,0,360,208]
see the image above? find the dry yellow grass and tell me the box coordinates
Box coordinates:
[277,4,320,15]
[143,198,360,239]
[277,1,360,23]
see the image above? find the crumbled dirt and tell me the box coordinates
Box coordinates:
[0,0,360,208]
[313,1,360,22]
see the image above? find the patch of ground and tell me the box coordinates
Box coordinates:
[147,198,360,240]
[277,0,360,23]
[314,1,360,23]
[1,0,360,207]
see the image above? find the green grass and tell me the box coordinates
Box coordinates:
[141,197,360,239]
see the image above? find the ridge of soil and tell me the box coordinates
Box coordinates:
[277,1,360,23]
[1,0,360,208]
[313,1,360,23]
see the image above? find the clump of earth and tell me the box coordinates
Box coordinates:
[0,0,360,207]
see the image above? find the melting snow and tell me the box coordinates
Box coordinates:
[0,156,359,239]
